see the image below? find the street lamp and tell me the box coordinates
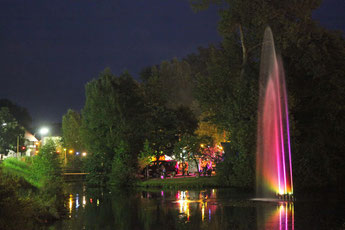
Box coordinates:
[39,127,49,136]
[39,127,49,145]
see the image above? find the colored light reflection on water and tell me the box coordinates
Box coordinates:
[67,192,90,219]
[177,191,191,220]
[260,202,294,230]
[55,186,345,230]
[65,188,295,229]
[82,195,86,208]
[174,190,218,222]
[75,194,79,209]
[68,194,73,218]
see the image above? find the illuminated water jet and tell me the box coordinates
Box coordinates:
[256,27,293,199]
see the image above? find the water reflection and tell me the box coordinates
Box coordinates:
[52,185,344,230]
[259,202,294,230]
[68,194,73,218]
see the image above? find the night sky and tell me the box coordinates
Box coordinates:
[0,0,344,127]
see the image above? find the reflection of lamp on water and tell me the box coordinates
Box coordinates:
[76,194,79,209]
[177,191,190,220]
[82,195,86,208]
[69,194,73,218]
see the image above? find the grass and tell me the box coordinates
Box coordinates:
[138,176,223,189]
[2,157,41,187]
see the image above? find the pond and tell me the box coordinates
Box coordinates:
[50,183,345,230]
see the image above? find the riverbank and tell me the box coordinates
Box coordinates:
[138,175,222,189]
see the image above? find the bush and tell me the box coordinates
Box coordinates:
[31,140,63,188]
[1,140,67,225]
[109,141,137,187]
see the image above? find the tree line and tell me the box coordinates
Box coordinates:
[55,0,345,191]
[0,0,343,192]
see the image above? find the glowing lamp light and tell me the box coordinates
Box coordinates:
[82,152,87,157]
[69,149,74,154]
[39,127,49,135]
[76,152,80,155]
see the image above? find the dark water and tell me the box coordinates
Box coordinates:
[50,183,345,230]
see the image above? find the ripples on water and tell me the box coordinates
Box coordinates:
[50,183,345,230]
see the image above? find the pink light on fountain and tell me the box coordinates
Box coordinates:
[256,27,293,198]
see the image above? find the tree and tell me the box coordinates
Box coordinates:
[62,109,83,151]
[62,109,85,170]
[137,139,154,175]
[0,99,32,130]
[142,104,179,159]
[191,0,345,190]
[31,139,63,188]
[109,141,136,187]
[30,139,65,218]
[173,134,211,176]
[0,107,25,155]
[195,112,227,144]
[140,63,199,160]
[194,43,257,188]
[81,69,145,185]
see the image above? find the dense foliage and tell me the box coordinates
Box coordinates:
[0,107,25,155]
[190,0,345,190]
[62,109,84,151]
[81,69,146,186]
[62,109,85,170]
[0,98,32,130]
[1,140,66,228]
[61,0,345,191]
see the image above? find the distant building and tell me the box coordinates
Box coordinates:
[24,131,38,156]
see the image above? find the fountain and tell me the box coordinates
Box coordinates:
[256,27,294,200]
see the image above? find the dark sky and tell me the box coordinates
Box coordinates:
[0,0,344,127]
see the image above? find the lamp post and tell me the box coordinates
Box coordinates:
[64,148,67,166]
[17,136,19,157]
